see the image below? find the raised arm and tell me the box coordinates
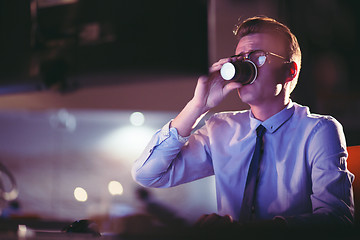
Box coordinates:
[132,58,242,187]
[171,59,243,137]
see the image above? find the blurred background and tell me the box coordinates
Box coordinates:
[0,0,359,233]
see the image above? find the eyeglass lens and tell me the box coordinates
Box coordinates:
[248,51,267,67]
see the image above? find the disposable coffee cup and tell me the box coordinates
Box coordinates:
[220,60,257,85]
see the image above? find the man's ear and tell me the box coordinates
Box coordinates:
[284,61,298,83]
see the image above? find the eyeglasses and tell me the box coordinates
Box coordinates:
[231,50,290,68]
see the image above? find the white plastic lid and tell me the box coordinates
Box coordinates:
[220,62,235,80]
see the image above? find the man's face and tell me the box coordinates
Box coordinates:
[235,33,288,107]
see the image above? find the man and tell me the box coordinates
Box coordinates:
[132,16,354,226]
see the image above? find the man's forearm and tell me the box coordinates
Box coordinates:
[171,99,208,137]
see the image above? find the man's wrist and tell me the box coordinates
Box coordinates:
[188,98,210,116]
[171,100,208,137]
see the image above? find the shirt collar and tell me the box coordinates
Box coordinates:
[249,101,295,133]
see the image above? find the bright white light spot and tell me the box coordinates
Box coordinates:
[258,55,266,66]
[18,225,27,238]
[100,126,155,161]
[74,187,88,202]
[108,181,124,196]
[130,112,145,126]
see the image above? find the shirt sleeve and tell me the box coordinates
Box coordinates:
[131,120,214,188]
[284,116,355,225]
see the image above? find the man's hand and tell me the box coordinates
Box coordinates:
[194,213,234,228]
[191,59,243,113]
[171,58,242,137]
[194,213,287,228]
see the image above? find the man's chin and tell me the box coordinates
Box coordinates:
[237,90,254,105]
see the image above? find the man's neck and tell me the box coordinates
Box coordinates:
[250,98,290,122]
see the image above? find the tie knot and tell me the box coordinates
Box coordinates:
[256,125,266,138]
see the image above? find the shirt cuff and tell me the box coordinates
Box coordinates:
[162,120,190,144]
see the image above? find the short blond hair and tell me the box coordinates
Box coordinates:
[234,16,301,92]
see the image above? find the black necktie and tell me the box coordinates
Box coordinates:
[239,125,266,222]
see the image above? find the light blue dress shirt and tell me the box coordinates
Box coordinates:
[132,101,354,225]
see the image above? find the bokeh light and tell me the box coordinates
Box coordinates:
[108,180,124,196]
[129,112,145,126]
[74,187,88,202]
